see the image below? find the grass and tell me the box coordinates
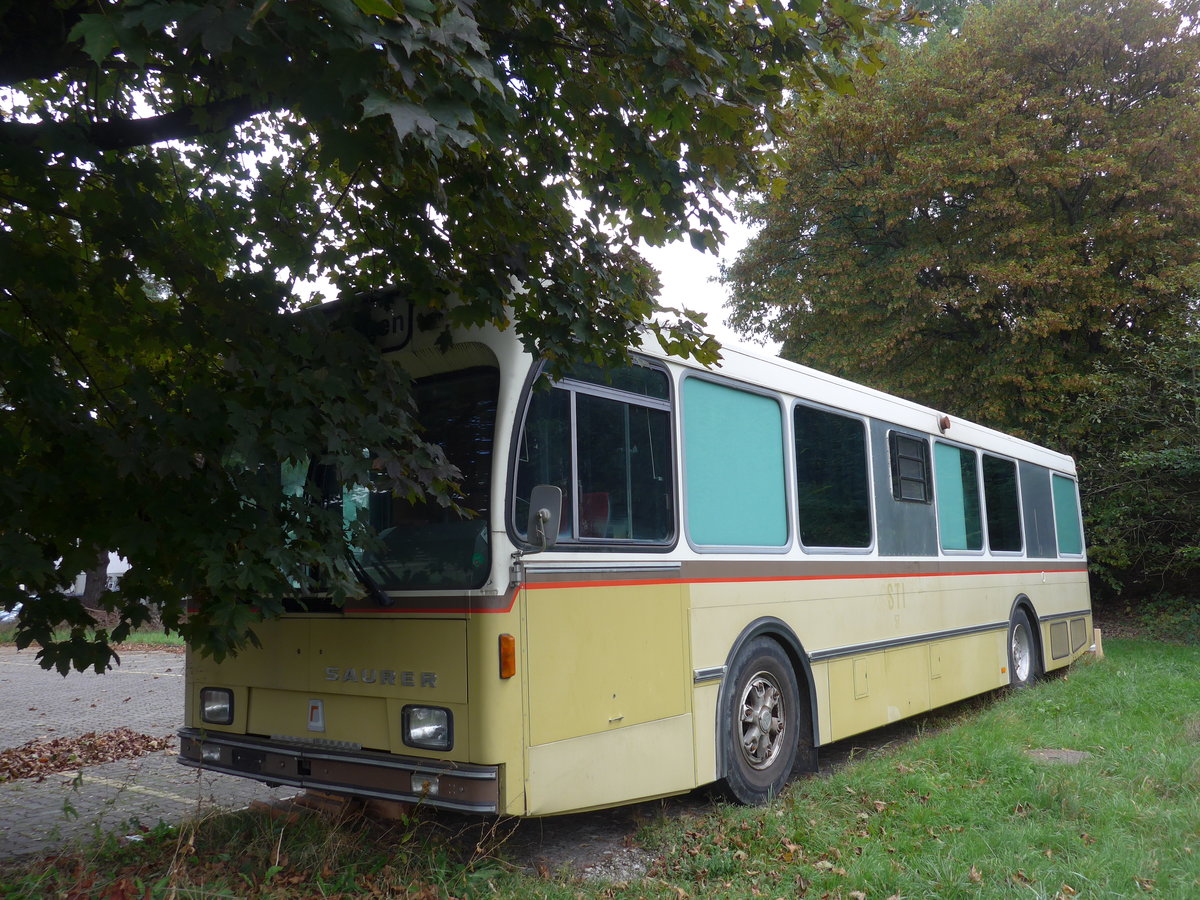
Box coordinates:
[0,624,184,649]
[2,638,1198,898]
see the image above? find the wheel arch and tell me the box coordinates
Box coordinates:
[1008,594,1044,672]
[715,617,818,780]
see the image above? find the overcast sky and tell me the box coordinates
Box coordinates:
[640,218,782,357]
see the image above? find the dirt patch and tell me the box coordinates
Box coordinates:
[1090,601,1147,641]
[1185,718,1200,743]
[495,794,710,882]
[115,642,185,655]
[1026,748,1092,765]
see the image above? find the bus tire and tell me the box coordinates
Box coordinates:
[1008,609,1040,688]
[721,637,801,805]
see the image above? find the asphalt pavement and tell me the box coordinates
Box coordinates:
[0,644,296,862]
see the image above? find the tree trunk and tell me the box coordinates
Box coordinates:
[81,551,109,610]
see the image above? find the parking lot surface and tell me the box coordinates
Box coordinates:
[0,645,296,861]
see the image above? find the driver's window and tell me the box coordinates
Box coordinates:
[514,362,674,545]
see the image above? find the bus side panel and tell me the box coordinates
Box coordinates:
[525,715,695,815]
[928,633,1008,709]
[523,582,689,744]
[825,645,933,740]
[686,572,1089,751]
[522,581,693,814]
[691,681,720,786]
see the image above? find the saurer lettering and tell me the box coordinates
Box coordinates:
[324,667,437,687]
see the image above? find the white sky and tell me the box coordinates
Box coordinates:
[640,218,782,357]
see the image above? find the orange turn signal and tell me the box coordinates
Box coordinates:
[498,633,517,679]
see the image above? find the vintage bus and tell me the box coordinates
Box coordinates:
[178,298,1093,815]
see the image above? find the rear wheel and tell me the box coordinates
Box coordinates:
[721,637,802,804]
[1008,609,1040,688]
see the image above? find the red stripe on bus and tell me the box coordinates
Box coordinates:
[523,568,1089,591]
[341,569,1087,612]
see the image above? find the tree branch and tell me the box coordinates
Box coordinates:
[0,95,270,153]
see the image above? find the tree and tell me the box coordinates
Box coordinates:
[724,0,1200,594]
[1,0,916,673]
[728,0,1200,430]
[1078,327,1200,595]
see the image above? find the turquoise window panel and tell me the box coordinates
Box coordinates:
[683,378,787,547]
[934,443,982,551]
[1051,474,1084,555]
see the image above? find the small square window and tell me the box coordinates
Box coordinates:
[890,432,931,503]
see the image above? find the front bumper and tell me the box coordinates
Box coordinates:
[178,728,500,814]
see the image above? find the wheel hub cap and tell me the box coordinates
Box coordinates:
[739,672,786,770]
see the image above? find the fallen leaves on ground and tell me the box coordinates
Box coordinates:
[0,727,173,782]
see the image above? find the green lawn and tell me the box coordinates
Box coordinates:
[2,638,1197,899]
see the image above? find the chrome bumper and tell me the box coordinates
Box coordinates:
[177,728,500,814]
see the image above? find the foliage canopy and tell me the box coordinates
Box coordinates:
[1,0,914,672]
[725,0,1200,594]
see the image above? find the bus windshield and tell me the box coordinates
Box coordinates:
[343,366,499,592]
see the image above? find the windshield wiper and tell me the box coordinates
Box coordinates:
[346,550,395,608]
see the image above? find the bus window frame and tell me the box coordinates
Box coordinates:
[1049,472,1086,559]
[932,438,987,556]
[981,451,1026,557]
[680,372,794,555]
[507,357,679,552]
[791,398,877,556]
[887,429,933,504]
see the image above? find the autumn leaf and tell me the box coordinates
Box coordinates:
[0,728,171,782]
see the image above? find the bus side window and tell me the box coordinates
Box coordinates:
[1051,474,1084,556]
[934,442,983,552]
[794,404,872,550]
[982,455,1023,553]
[514,364,674,545]
[683,377,788,548]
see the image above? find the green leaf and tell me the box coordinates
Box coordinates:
[67,14,120,64]
[353,0,399,17]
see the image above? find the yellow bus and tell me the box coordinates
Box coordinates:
[178,299,1093,815]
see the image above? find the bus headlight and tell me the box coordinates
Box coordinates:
[200,688,234,725]
[402,706,452,751]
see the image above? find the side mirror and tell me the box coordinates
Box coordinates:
[526,484,562,551]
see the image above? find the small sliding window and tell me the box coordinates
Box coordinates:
[889,431,931,503]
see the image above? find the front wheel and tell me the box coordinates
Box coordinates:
[721,637,803,804]
[1008,609,1041,688]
